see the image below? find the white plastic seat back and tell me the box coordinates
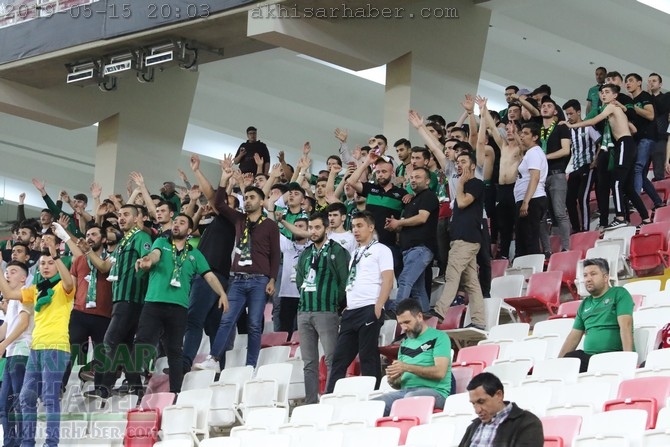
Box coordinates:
[405,424,456,447]
[585,352,638,379]
[490,275,525,300]
[623,279,662,296]
[341,427,401,447]
[504,385,552,417]
[573,435,630,447]
[511,254,545,273]
[244,407,288,432]
[331,401,385,426]
[332,376,376,399]
[225,349,247,368]
[378,320,397,346]
[487,323,530,342]
[498,339,548,366]
[580,409,646,443]
[486,359,532,386]
[441,392,475,415]
[181,369,216,391]
[257,346,291,367]
[289,403,333,429]
[531,357,580,384]
[430,412,475,445]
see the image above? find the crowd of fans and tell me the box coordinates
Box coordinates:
[0,68,668,446]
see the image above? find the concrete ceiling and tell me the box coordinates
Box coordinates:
[0,0,667,222]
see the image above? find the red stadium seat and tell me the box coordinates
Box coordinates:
[503,271,563,323]
[547,250,581,300]
[453,344,500,376]
[261,331,289,347]
[436,305,466,330]
[654,205,670,223]
[124,392,175,447]
[603,377,670,429]
[569,231,600,258]
[376,396,435,444]
[451,366,474,394]
[491,259,509,279]
[547,300,581,320]
[629,232,670,276]
[541,415,582,447]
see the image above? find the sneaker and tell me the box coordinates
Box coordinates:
[423,309,444,323]
[603,219,627,231]
[637,219,652,230]
[465,323,486,331]
[84,388,110,400]
[193,355,221,373]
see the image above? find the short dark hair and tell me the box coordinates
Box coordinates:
[453,141,474,154]
[271,183,288,194]
[426,122,446,141]
[86,223,105,235]
[522,122,541,139]
[304,196,316,211]
[244,186,265,200]
[6,260,29,276]
[562,99,582,112]
[157,200,175,213]
[119,204,139,216]
[294,217,309,227]
[600,83,621,94]
[254,173,268,181]
[606,71,623,81]
[42,228,61,244]
[325,202,347,216]
[489,110,501,123]
[411,146,431,160]
[508,101,522,111]
[426,114,446,128]
[456,150,477,165]
[327,155,343,166]
[374,134,387,145]
[73,193,88,204]
[649,72,663,83]
[596,66,607,73]
[351,210,375,226]
[583,257,609,275]
[396,299,423,317]
[230,196,240,209]
[411,166,432,179]
[18,223,37,239]
[175,213,195,229]
[246,126,257,133]
[11,241,30,253]
[308,212,328,228]
[41,208,52,215]
[467,372,504,397]
[446,121,457,129]
[394,138,411,149]
[450,126,467,136]
[505,85,519,93]
[625,73,642,83]
[150,194,162,202]
[532,84,552,96]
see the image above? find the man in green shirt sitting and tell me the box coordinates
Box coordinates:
[372,299,453,415]
[558,257,634,372]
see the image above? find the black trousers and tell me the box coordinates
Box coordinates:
[564,350,593,373]
[125,302,188,394]
[567,165,596,233]
[96,301,143,392]
[63,310,110,388]
[278,297,299,339]
[496,184,516,258]
[611,136,649,220]
[477,225,492,298]
[485,183,498,245]
[326,305,382,393]
[515,197,548,257]
[596,150,612,227]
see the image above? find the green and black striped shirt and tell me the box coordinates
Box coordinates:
[112,229,152,304]
[296,240,350,312]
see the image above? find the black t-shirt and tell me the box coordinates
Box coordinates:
[235,140,271,174]
[653,92,670,141]
[450,178,484,243]
[399,188,439,253]
[543,122,571,172]
[199,213,236,276]
[630,91,657,142]
[360,182,405,247]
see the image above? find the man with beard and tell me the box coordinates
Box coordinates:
[31,178,88,238]
[295,213,350,404]
[63,225,113,388]
[558,258,634,372]
[372,299,452,416]
[85,205,152,398]
[128,214,228,394]
[196,183,280,371]
[347,153,406,276]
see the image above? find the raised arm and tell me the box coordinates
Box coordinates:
[478,96,505,149]
[408,110,448,169]
[130,171,157,220]
[190,153,217,202]
[334,128,356,165]
[346,154,374,194]
[17,193,26,223]
[263,163,283,200]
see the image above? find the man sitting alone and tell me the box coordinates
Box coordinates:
[558,257,634,372]
[373,299,452,415]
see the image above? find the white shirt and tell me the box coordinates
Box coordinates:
[346,242,394,310]
[328,230,356,254]
[5,300,34,357]
[514,145,548,202]
[278,234,310,298]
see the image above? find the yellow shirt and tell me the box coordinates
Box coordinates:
[21,282,74,352]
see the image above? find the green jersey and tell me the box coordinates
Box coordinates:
[406,170,440,195]
[586,84,602,119]
[399,327,452,397]
[111,229,152,304]
[275,207,309,239]
[144,238,211,308]
[574,286,634,355]
[296,240,350,313]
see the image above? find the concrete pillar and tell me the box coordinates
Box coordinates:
[247,0,491,153]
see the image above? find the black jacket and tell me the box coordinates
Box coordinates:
[458,402,544,447]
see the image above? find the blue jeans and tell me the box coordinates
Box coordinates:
[395,246,434,312]
[372,387,446,416]
[634,138,663,206]
[20,349,70,447]
[182,273,228,371]
[0,356,27,447]
[210,275,269,367]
